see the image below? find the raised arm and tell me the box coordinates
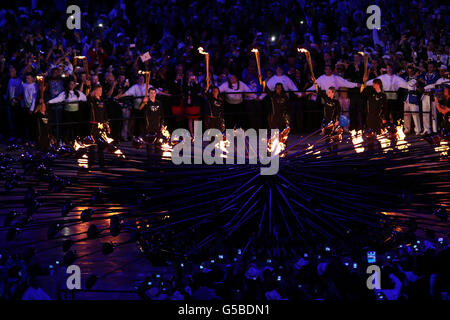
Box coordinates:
[78,91,87,101]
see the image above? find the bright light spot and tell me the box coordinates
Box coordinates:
[434,140,449,157]
[396,125,409,152]
[77,154,89,169]
[351,130,365,153]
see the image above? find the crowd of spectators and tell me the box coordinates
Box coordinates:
[0,0,449,149]
[1,229,448,300]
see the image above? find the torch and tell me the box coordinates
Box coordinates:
[35,75,45,113]
[198,47,210,92]
[251,48,264,88]
[75,56,90,95]
[298,48,318,93]
[138,70,151,110]
[359,51,369,93]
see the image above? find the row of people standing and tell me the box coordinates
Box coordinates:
[3,63,448,151]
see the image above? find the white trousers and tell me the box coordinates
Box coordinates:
[403,102,421,134]
[421,95,437,133]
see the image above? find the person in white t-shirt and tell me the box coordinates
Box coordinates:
[48,76,87,143]
[119,74,153,137]
[307,65,360,92]
[366,64,409,124]
[266,66,302,97]
[219,74,254,128]
[21,73,39,141]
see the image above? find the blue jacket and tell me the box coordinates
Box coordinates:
[402,75,419,105]
[419,72,439,85]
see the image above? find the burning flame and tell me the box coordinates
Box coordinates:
[161,126,171,140]
[73,140,83,151]
[268,132,287,157]
[98,123,114,144]
[396,125,410,152]
[377,130,392,153]
[114,149,125,159]
[77,154,89,169]
[160,143,173,160]
[251,48,259,54]
[198,47,208,55]
[298,48,308,53]
[215,138,230,159]
[73,139,95,151]
[434,140,449,157]
[305,144,321,157]
[350,130,365,153]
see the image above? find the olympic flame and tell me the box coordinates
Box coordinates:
[215,138,230,159]
[396,125,410,152]
[377,129,393,153]
[77,153,89,169]
[351,130,365,153]
[114,149,125,158]
[305,144,321,157]
[161,125,171,141]
[267,132,287,158]
[434,140,449,157]
[98,123,114,144]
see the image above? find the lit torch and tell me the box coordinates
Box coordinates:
[75,56,90,95]
[198,47,210,92]
[35,75,45,113]
[251,48,264,88]
[298,48,318,93]
[358,51,369,93]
